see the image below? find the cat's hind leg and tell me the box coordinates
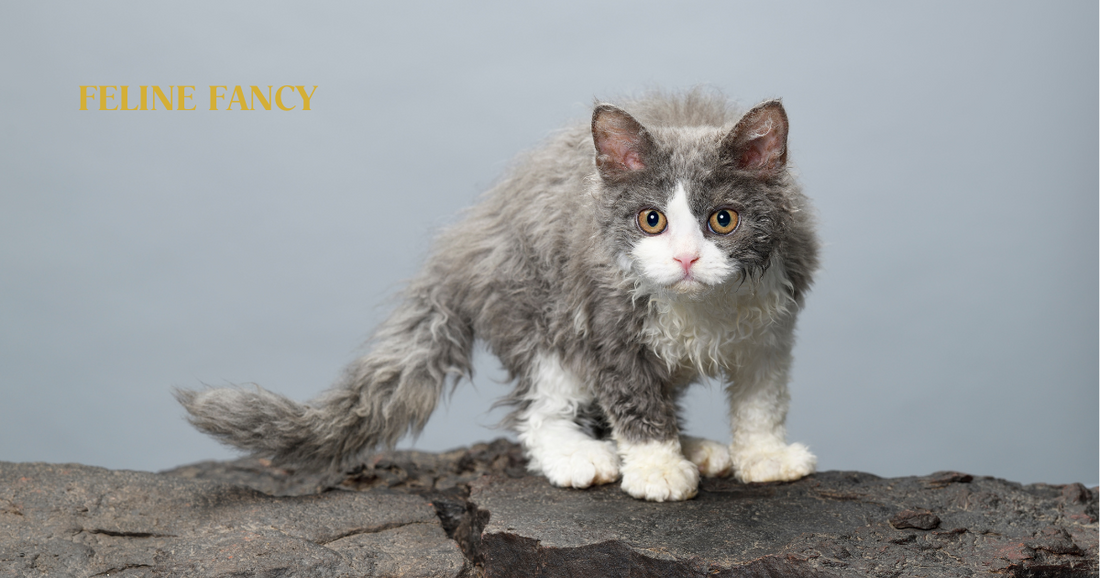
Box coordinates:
[515,353,620,489]
[680,435,732,477]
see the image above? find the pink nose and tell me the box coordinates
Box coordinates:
[674,254,699,274]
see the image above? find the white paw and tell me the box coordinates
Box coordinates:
[534,439,621,489]
[732,442,816,483]
[618,439,700,502]
[680,436,732,478]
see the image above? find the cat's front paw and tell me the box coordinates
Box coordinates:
[680,435,732,478]
[731,442,816,483]
[535,439,621,489]
[618,439,700,502]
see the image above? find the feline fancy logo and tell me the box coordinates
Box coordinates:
[78,85,318,111]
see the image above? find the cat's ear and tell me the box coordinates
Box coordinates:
[592,104,653,179]
[721,100,789,177]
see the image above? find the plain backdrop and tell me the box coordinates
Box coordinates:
[1,2,1096,485]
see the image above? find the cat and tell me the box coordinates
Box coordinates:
[176,89,819,502]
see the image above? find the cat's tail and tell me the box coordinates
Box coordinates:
[174,282,474,477]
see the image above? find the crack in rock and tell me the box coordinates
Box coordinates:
[83,528,177,539]
[315,520,433,546]
[91,563,154,577]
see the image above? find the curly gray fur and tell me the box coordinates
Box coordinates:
[176,88,818,480]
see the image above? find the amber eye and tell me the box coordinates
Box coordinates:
[637,209,667,234]
[708,209,739,235]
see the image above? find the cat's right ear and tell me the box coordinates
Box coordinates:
[721,100,789,178]
[592,104,653,180]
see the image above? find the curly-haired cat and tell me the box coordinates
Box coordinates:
[177,89,819,502]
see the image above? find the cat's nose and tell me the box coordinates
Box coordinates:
[674,254,699,274]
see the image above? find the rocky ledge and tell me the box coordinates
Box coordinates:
[1,439,1096,577]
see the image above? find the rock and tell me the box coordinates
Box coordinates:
[889,509,941,530]
[2,439,1096,577]
[463,466,1099,577]
[0,462,466,577]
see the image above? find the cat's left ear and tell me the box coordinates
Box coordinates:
[721,100,789,178]
[592,104,654,180]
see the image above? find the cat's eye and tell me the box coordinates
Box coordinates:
[637,209,667,234]
[708,209,739,235]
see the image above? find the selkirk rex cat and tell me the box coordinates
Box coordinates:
[176,89,819,502]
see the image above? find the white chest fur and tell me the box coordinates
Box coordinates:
[639,260,794,377]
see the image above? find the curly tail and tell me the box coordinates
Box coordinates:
[175,284,475,477]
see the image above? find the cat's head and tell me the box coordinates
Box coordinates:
[592,98,794,298]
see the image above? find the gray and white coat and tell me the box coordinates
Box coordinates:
[177,89,820,502]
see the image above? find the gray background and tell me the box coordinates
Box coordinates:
[1,2,1096,485]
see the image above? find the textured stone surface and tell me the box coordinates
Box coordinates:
[0,462,465,577]
[2,440,1096,577]
[464,468,1098,577]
